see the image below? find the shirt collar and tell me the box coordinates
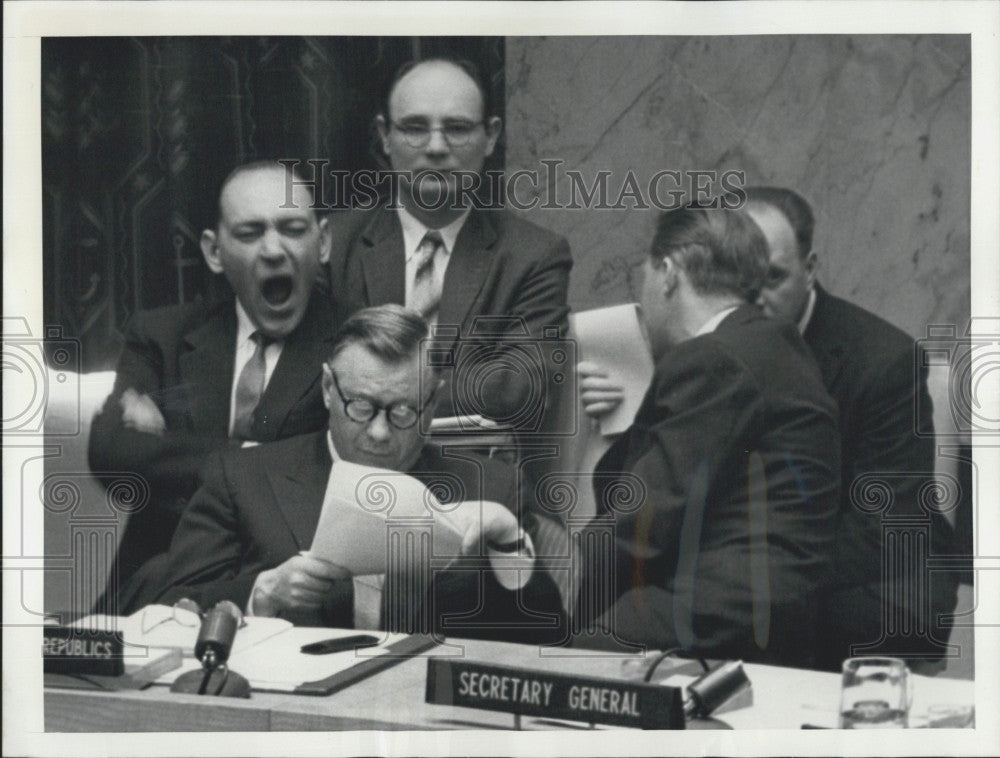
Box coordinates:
[325,431,340,464]
[695,305,741,337]
[234,300,257,345]
[797,286,817,335]
[397,204,470,261]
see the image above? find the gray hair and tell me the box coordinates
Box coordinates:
[327,304,432,368]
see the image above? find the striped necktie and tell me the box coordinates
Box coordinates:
[232,331,270,441]
[410,230,444,319]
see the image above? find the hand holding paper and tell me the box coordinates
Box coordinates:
[578,360,626,418]
[307,461,530,580]
[309,461,457,574]
[452,499,520,554]
[569,303,654,436]
[252,554,350,617]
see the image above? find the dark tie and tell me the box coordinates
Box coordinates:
[232,331,270,441]
[410,230,444,319]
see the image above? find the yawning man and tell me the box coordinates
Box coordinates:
[89,160,341,616]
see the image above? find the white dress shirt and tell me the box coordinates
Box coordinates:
[695,305,741,337]
[797,287,818,335]
[228,301,283,438]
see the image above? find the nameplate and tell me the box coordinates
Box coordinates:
[426,659,685,729]
[43,626,124,676]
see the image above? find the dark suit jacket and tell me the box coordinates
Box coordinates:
[805,285,957,666]
[155,431,564,643]
[88,290,339,611]
[327,205,572,422]
[577,306,841,668]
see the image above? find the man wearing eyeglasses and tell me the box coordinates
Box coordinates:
[327,57,572,425]
[153,305,563,641]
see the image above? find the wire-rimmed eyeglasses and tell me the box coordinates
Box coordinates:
[388,119,485,148]
[140,599,247,635]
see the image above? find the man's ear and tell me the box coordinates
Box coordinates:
[321,362,334,410]
[483,116,502,158]
[660,256,680,296]
[318,216,331,266]
[375,114,391,156]
[803,251,819,289]
[200,230,224,274]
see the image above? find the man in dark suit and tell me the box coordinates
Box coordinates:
[575,207,841,668]
[89,161,340,614]
[745,186,958,670]
[327,57,572,424]
[155,305,562,642]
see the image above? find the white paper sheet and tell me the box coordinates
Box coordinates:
[231,627,408,687]
[569,303,654,436]
[74,608,292,658]
[152,626,412,688]
[308,461,468,574]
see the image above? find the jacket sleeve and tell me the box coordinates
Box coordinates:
[610,342,760,579]
[155,449,259,610]
[852,345,937,516]
[87,311,222,512]
[581,340,764,652]
[848,342,958,616]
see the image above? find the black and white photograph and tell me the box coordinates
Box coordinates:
[3,2,998,755]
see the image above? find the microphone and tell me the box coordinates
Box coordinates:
[170,601,250,698]
[194,600,241,670]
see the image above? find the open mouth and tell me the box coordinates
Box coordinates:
[260,275,294,307]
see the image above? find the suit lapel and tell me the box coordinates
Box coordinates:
[263,432,332,551]
[179,302,236,436]
[438,209,496,339]
[359,207,407,306]
[254,291,335,441]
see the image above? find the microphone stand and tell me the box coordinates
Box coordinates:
[170,604,251,698]
[171,658,250,698]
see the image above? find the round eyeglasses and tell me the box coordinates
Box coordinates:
[389,120,485,148]
[330,369,436,430]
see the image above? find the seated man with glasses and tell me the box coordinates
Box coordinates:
[152,305,564,642]
[327,56,572,426]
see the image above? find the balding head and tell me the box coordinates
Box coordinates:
[744,186,818,324]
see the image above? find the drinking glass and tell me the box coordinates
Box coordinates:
[839,657,912,728]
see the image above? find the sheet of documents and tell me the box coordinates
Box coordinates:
[308,461,472,574]
[154,627,412,689]
[74,608,292,658]
[231,627,410,690]
[569,303,654,436]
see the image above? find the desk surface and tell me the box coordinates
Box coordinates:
[44,638,975,732]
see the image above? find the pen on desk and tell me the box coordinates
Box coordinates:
[300,634,380,655]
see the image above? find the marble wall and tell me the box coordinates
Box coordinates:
[505,36,971,339]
